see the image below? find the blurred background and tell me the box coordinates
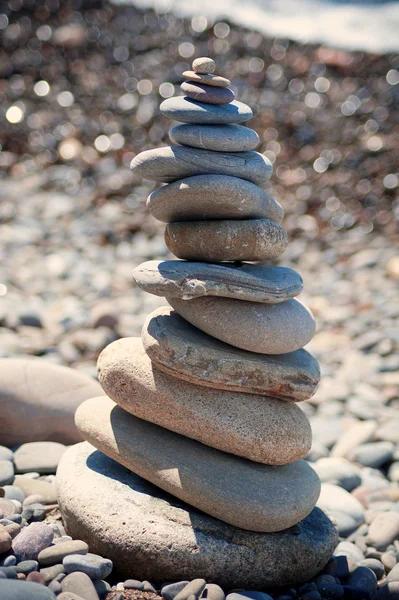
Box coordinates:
[0,1,398,420]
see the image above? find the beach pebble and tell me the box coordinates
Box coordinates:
[38,540,89,566]
[0,461,14,487]
[124,579,144,590]
[373,581,399,600]
[348,442,394,469]
[192,57,215,74]
[310,458,362,491]
[26,571,46,584]
[131,146,272,185]
[2,487,25,504]
[165,218,287,262]
[367,513,399,551]
[12,479,57,505]
[14,442,67,474]
[175,579,206,600]
[169,123,259,152]
[63,553,113,579]
[146,174,282,223]
[335,540,366,562]
[0,499,19,519]
[0,525,12,553]
[93,579,111,598]
[182,70,231,87]
[181,81,235,104]
[61,571,100,600]
[160,97,253,124]
[12,523,54,561]
[0,579,57,598]
[344,566,377,599]
[39,564,65,584]
[358,558,385,580]
[162,581,190,600]
[0,447,13,462]
[317,484,364,534]
[167,296,315,355]
[330,421,377,458]
[17,560,40,575]
[201,584,225,600]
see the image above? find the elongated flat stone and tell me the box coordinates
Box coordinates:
[147,174,282,222]
[57,442,338,588]
[165,219,287,262]
[142,307,320,400]
[160,97,253,124]
[97,337,312,465]
[169,124,259,152]
[168,296,316,354]
[133,260,302,303]
[182,70,231,87]
[131,147,272,185]
[181,81,235,105]
[75,397,320,532]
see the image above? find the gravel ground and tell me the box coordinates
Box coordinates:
[0,0,399,598]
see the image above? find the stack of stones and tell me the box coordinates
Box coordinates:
[57,57,338,588]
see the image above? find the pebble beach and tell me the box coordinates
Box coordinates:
[1,1,399,599]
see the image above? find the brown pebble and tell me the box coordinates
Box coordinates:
[27,571,46,585]
[17,573,26,580]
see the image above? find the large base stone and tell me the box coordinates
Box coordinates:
[57,442,338,589]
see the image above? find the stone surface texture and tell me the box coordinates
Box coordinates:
[165,219,287,262]
[57,442,338,588]
[168,296,316,354]
[131,146,272,185]
[193,57,216,73]
[160,97,253,124]
[181,82,235,105]
[169,124,259,152]
[97,337,312,465]
[147,174,282,223]
[142,307,320,400]
[133,260,302,303]
[182,70,231,87]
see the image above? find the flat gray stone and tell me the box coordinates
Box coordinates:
[0,580,57,599]
[57,441,338,588]
[147,174,282,223]
[38,540,89,566]
[61,572,100,600]
[0,358,103,447]
[142,306,320,401]
[76,397,320,532]
[133,260,302,303]
[182,71,231,87]
[131,146,272,185]
[97,337,312,465]
[63,553,112,579]
[14,442,67,474]
[168,296,316,354]
[165,219,287,262]
[160,97,253,124]
[169,123,259,152]
[181,81,235,105]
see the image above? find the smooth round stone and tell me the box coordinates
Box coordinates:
[133,260,302,303]
[193,57,215,74]
[0,358,103,447]
[76,397,319,532]
[12,523,54,562]
[0,580,57,599]
[175,579,206,600]
[38,541,89,567]
[57,441,338,587]
[169,124,259,152]
[160,97,253,124]
[131,146,271,185]
[61,572,99,600]
[181,81,235,105]
[167,296,316,354]
[12,479,57,505]
[165,219,287,262]
[14,442,67,475]
[0,446,13,462]
[63,553,112,579]
[2,487,25,504]
[182,70,231,87]
[97,337,312,465]
[147,174,282,223]
[347,441,394,468]
[142,307,320,401]
[0,461,14,486]
[366,513,399,551]
[317,484,364,535]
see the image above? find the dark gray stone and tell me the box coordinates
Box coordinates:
[181,81,235,105]
[63,553,112,579]
[169,124,259,152]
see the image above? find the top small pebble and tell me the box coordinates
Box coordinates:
[193,57,215,74]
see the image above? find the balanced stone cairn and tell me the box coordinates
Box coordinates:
[57,57,337,588]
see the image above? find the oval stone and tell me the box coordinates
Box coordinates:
[131,147,272,185]
[181,81,235,105]
[167,296,316,354]
[0,359,103,447]
[165,219,288,262]
[76,397,320,532]
[192,57,216,74]
[142,307,320,401]
[160,97,253,124]
[57,442,338,588]
[132,260,302,303]
[182,70,231,87]
[147,174,282,223]
[169,124,259,152]
[97,337,312,465]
